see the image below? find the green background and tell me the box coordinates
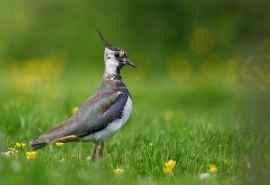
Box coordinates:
[0,1,270,185]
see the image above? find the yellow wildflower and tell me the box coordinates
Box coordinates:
[113,168,124,176]
[72,107,79,114]
[15,142,22,148]
[209,164,217,174]
[26,151,37,160]
[15,142,27,149]
[55,142,64,147]
[163,160,176,175]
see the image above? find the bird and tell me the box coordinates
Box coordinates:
[31,32,135,161]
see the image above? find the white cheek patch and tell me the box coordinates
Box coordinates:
[106,60,119,74]
[104,48,121,75]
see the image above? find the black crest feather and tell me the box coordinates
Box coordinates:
[97,31,112,48]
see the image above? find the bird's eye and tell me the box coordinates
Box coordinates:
[114,52,120,58]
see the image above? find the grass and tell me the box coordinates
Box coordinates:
[0,63,262,185]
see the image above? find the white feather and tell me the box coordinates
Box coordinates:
[105,60,119,75]
[104,48,120,75]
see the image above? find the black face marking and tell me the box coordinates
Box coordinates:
[113,50,127,59]
[114,52,120,58]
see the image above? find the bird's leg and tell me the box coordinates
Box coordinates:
[91,142,104,161]
[98,142,104,159]
[91,143,98,161]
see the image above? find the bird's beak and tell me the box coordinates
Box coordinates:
[126,60,136,68]
[122,58,136,68]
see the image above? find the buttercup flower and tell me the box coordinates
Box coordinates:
[72,107,79,114]
[15,142,26,149]
[55,142,64,147]
[26,151,37,160]
[113,168,124,176]
[163,160,176,175]
[209,164,217,174]
[15,142,22,148]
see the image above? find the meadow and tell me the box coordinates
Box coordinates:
[1,1,270,184]
[0,58,266,185]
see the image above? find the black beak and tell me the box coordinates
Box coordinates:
[121,58,135,68]
[126,60,136,68]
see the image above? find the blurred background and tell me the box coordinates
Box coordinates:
[0,1,270,185]
[0,0,270,91]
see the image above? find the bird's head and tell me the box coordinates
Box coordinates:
[98,31,135,76]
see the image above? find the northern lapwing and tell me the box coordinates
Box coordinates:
[31,32,135,161]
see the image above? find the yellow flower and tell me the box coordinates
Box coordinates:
[15,142,26,149]
[26,151,37,160]
[163,160,176,175]
[55,142,64,147]
[209,164,217,174]
[15,142,22,148]
[113,168,124,176]
[72,107,79,114]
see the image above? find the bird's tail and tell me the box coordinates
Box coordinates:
[31,138,48,150]
[30,123,79,150]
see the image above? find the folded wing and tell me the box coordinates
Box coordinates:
[31,91,128,149]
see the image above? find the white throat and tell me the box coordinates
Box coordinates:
[105,59,119,76]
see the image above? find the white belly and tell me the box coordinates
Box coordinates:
[83,96,133,142]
